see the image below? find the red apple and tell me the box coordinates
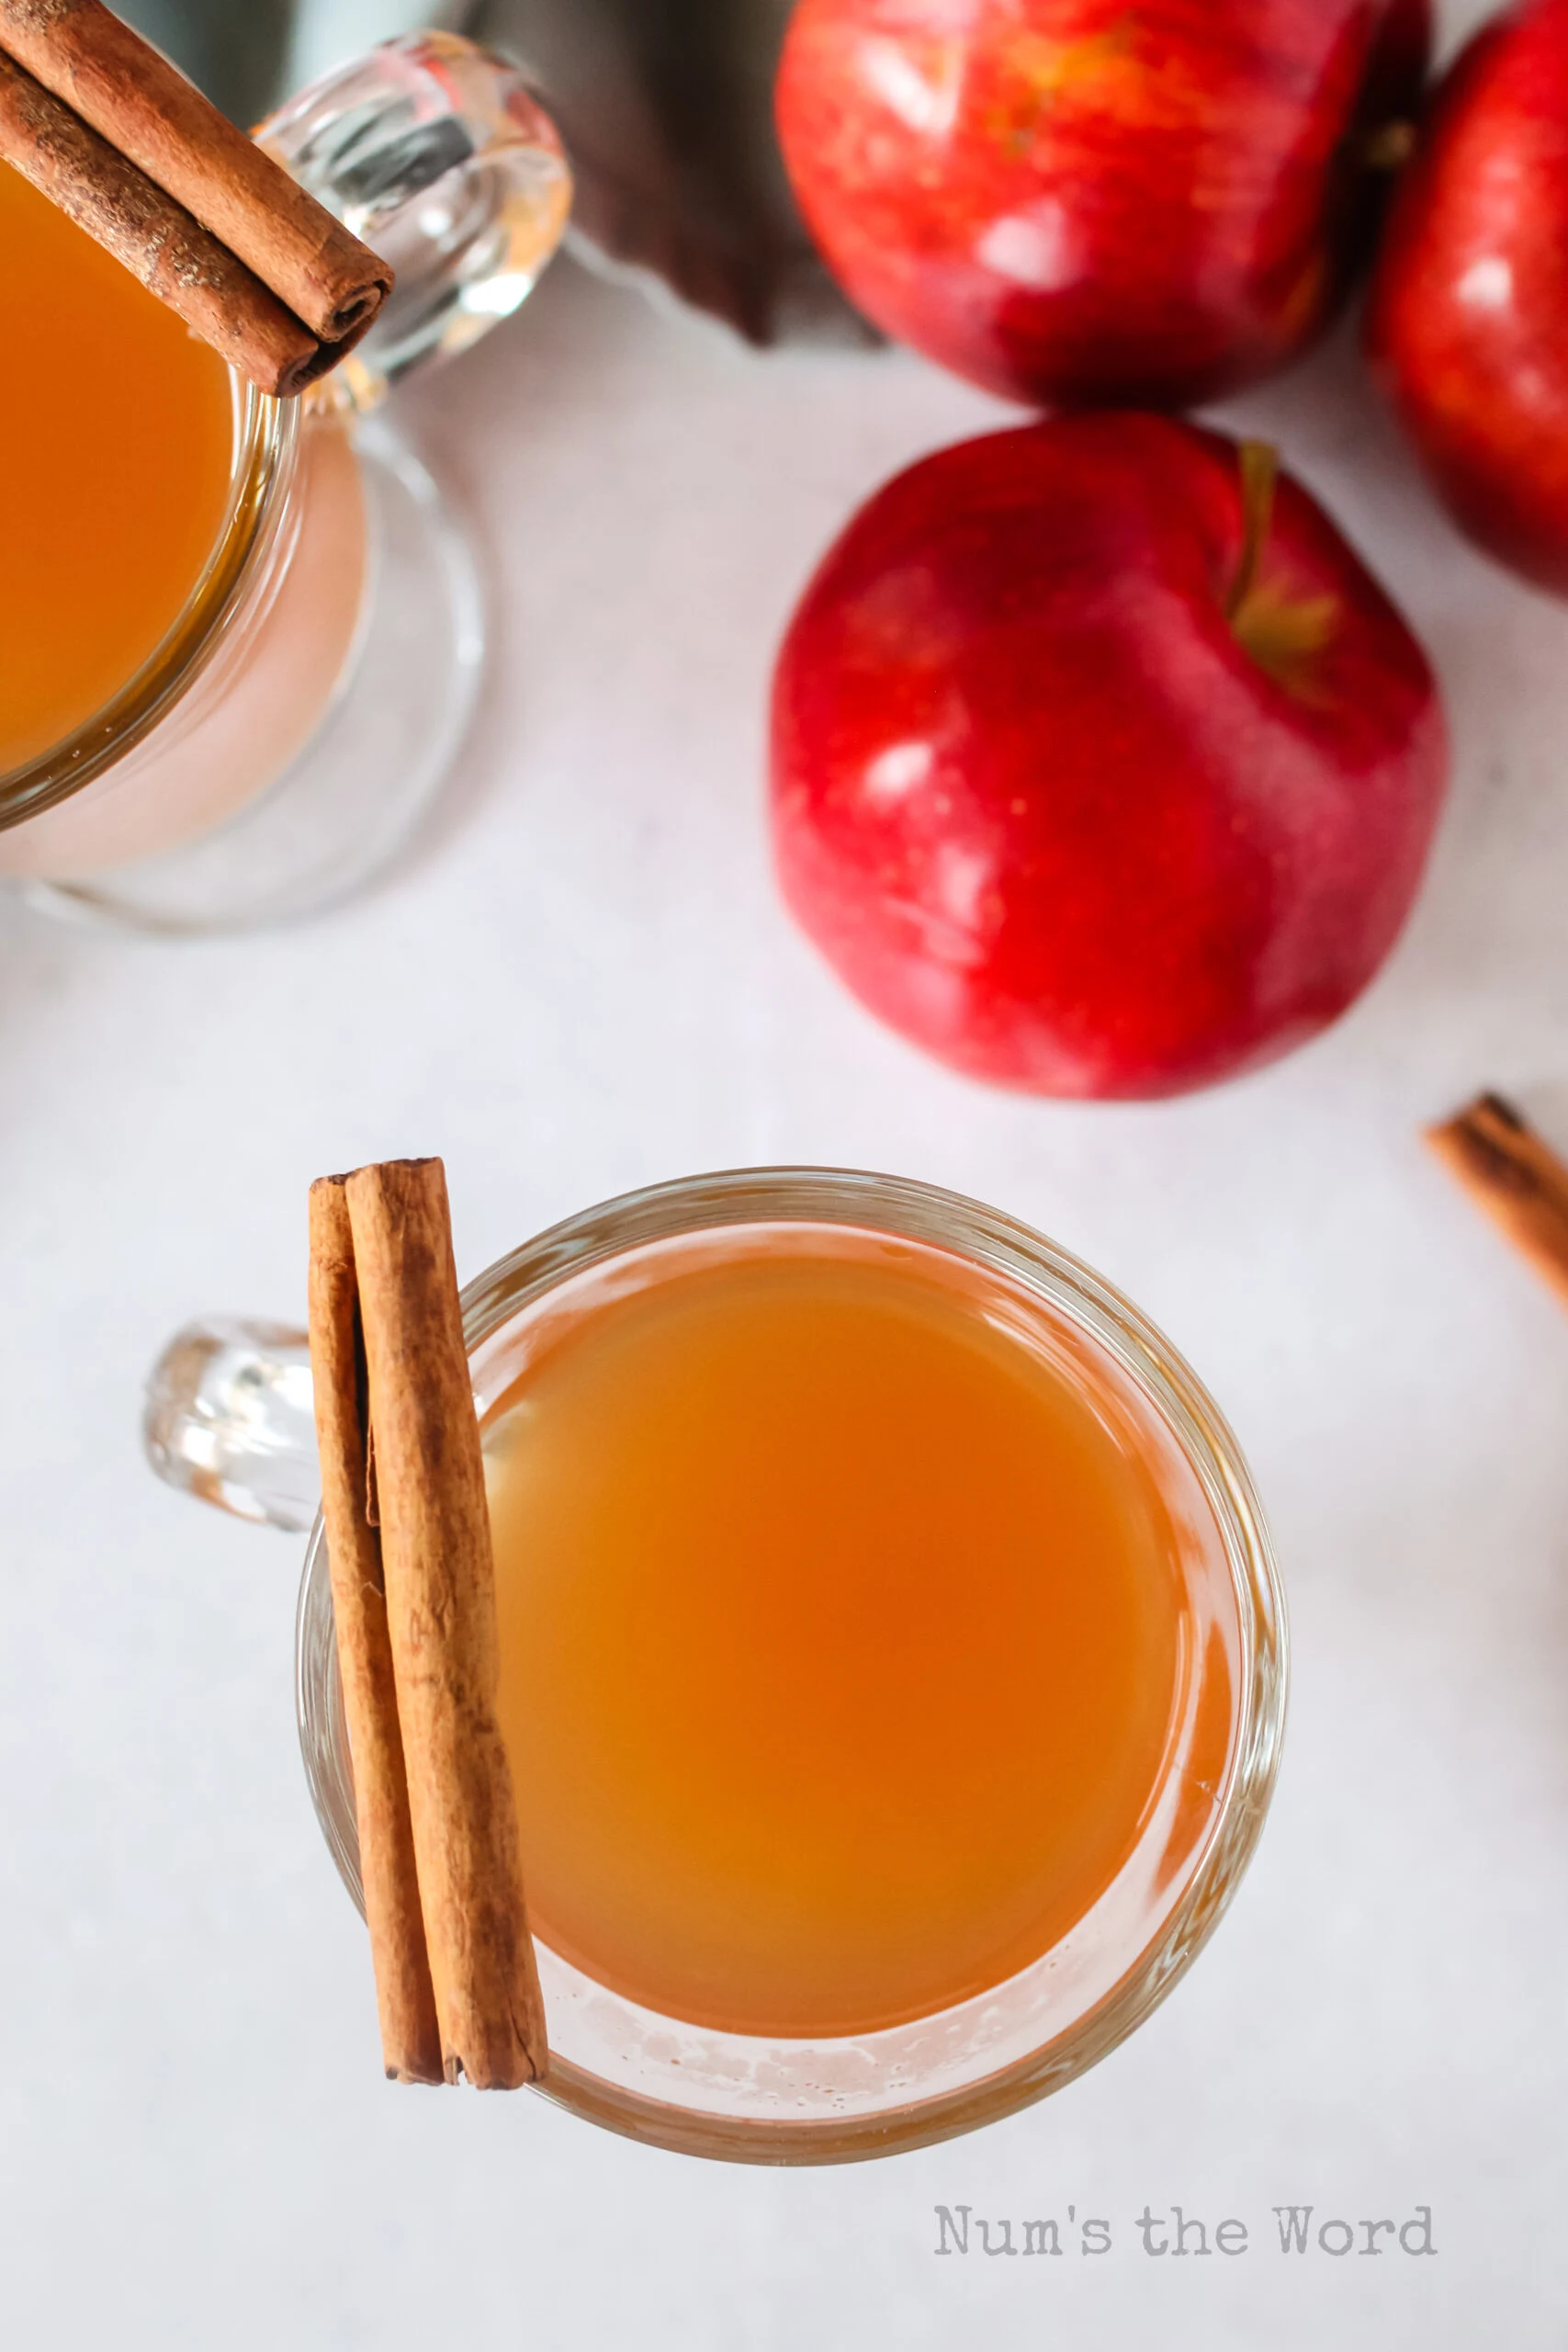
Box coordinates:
[775,0,1430,408]
[1366,0,1568,594]
[771,413,1448,1100]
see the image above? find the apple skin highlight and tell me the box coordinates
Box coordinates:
[1367,0,1568,596]
[776,0,1431,409]
[770,414,1449,1102]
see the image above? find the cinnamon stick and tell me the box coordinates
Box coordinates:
[308,1178,443,2087]
[341,1159,547,2090]
[0,0,390,395]
[0,52,320,394]
[0,0,389,340]
[1425,1092,1568,1311]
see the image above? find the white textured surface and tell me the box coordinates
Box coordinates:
[2,35,1565,2344]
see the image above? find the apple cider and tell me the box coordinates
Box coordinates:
[481,1226,1196,2040]
[0,157,368,875]
[0,158,234,773]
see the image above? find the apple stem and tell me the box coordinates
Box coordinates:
[1362,119,1417,173]
[1227,441,1280,625]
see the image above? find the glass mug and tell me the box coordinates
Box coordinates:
[0,32,570,933]
[145,1168,1287,2162]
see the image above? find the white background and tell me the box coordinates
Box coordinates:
[2,4,1565,2338]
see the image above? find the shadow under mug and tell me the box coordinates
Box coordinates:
[145,1168,1288,2164]
[0,31,570,934]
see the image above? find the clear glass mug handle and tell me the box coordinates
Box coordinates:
[144,1319,318,1532]
[257,30,573,407]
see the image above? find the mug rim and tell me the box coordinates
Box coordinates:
[0,381,297,832]
[296,1165,1288,2163]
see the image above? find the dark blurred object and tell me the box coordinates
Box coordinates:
[476,0,868,342]
[112,0,867,345]
[116,0,295,127]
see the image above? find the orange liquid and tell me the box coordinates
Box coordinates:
[0,162,234,774]
[482,1231,1190,2038]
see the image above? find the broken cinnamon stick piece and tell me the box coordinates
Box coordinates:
[308,1177,443,2087]
[1425,1092,1568,1312]
[343,1158,547,2090]
[0,0,390,340]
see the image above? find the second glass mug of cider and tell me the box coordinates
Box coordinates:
[0,32,570,933]
[147,1168,1288,2162]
